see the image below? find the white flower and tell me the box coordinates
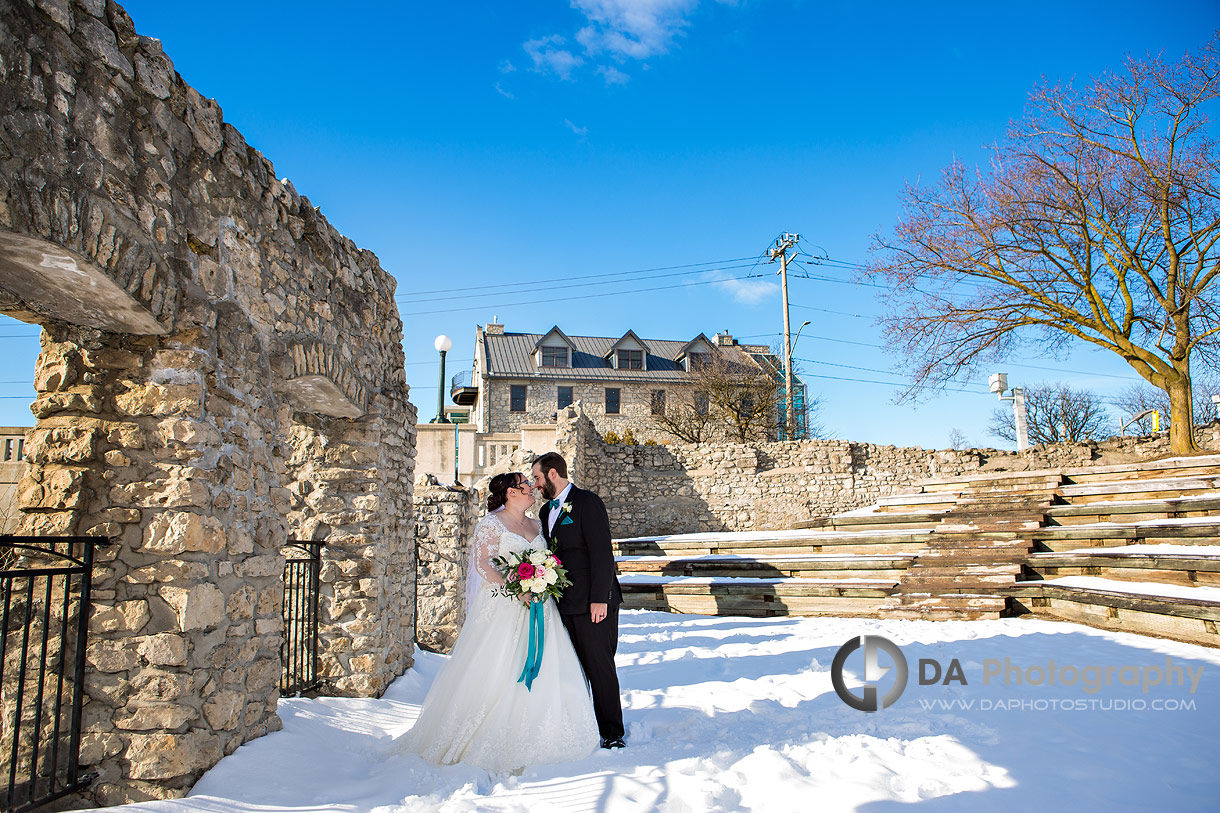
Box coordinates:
[529,550,548,565]
[562,502,573,513]
[544,569,559,585]
[529,578,546,593]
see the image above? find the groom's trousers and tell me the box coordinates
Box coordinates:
[561,606,625,741]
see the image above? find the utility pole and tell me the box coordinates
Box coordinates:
[768,232,800,440]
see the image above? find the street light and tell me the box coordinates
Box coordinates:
[989,372,1029,451]
[432,334,452,424]
[793,320,812,351]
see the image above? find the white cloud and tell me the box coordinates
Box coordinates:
[514,0,733,84]
[495,82,516,99]
[573,0,700,60]
[564,119,590,136]
[597,65,631,85]
[699,269,778,304]
[499,60,517,74]
[524,35,584,80]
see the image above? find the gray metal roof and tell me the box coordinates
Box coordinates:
[482,331,767,382]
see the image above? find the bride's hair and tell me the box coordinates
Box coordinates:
[486,473,519,512]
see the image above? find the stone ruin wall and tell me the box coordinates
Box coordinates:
[412,481,479,653]
[561,408,1220,539]
[0,0,415,804]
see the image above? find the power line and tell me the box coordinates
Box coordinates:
[791,303,871,319]
[397,256,759,299]
[796,370,984,394]
[399,273,764,317]
[398,262,760,305]
[795,356,990,392]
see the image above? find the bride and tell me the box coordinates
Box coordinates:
[397,472,600,771]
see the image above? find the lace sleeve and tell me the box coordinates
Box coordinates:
[471,517,505,586]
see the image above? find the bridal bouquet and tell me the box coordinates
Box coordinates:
[491,548,572,602]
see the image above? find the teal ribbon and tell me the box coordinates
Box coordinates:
[517,600,546,691]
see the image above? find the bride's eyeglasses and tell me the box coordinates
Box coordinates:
[512,481,534,493]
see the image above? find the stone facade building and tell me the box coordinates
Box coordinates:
[459,322,803,443]
[0,427,30,534]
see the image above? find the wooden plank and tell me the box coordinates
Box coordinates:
[1024,598,1220,647]
[1032,584,1220,622]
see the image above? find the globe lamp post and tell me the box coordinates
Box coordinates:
[432,334,452,423]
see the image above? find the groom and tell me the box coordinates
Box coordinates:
[532,452,626,749]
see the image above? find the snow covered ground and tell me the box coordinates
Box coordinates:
[113,612,1220,813]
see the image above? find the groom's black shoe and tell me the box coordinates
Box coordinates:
[601,737,626,749]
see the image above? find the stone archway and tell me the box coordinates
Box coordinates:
[0,1,417,804]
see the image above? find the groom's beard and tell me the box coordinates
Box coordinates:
[541,481,556,500]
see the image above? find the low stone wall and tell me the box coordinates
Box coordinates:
[413,482,479,653]
[560,408,1220,538]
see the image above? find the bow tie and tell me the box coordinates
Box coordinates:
[548,498,562,510]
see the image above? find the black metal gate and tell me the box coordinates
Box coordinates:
[0,537,100,812]
[281,541,323,696]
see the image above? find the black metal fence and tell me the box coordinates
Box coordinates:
[0,537,101,812]
[281,541,323,696]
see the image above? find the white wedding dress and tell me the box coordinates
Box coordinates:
[397,513,599,772]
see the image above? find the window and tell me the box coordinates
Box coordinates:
[541,346,568,367]
[605,388,621,414]
[617,349,643,370]
[510,385,527,412]
[694,391,709,416]
[651,389,666,416]
[557,386,573,409]
[688,352,709,370]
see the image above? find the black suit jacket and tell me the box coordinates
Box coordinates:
[540,486,623,616]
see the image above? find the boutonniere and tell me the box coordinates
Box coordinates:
[560,502,574,526]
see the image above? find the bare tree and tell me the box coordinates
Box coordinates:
[988,382,1113,444]
[1112,374,1220,433]
[651,352,780,443]
[948,428,971,450]
[869,39,1220,455]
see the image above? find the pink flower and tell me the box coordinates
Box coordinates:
[517,562,536,579]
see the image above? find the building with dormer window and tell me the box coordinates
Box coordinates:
[449,322,803,443]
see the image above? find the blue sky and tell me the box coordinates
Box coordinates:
[2,0,1215,447]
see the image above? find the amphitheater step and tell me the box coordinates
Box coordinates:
[1056,476,1220,505]
[620,575,898,618]
[1046,496,1220,525]
[1025,547,1220,588]
[1062,455,1220,484]
[916,471,1065,494]
[793,511,948,532]
[616,553,914,580]
[615,529,934,557]
[1009,577,1220,647]
[880,593,1009,620]
[1028,520,1220,552]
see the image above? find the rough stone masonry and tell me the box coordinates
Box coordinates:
[0,0,416,804]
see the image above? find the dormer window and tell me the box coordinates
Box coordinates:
[532,326,576,369]
[541,346,569,367]
[688,352,709,371]
[617,349,643,370]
